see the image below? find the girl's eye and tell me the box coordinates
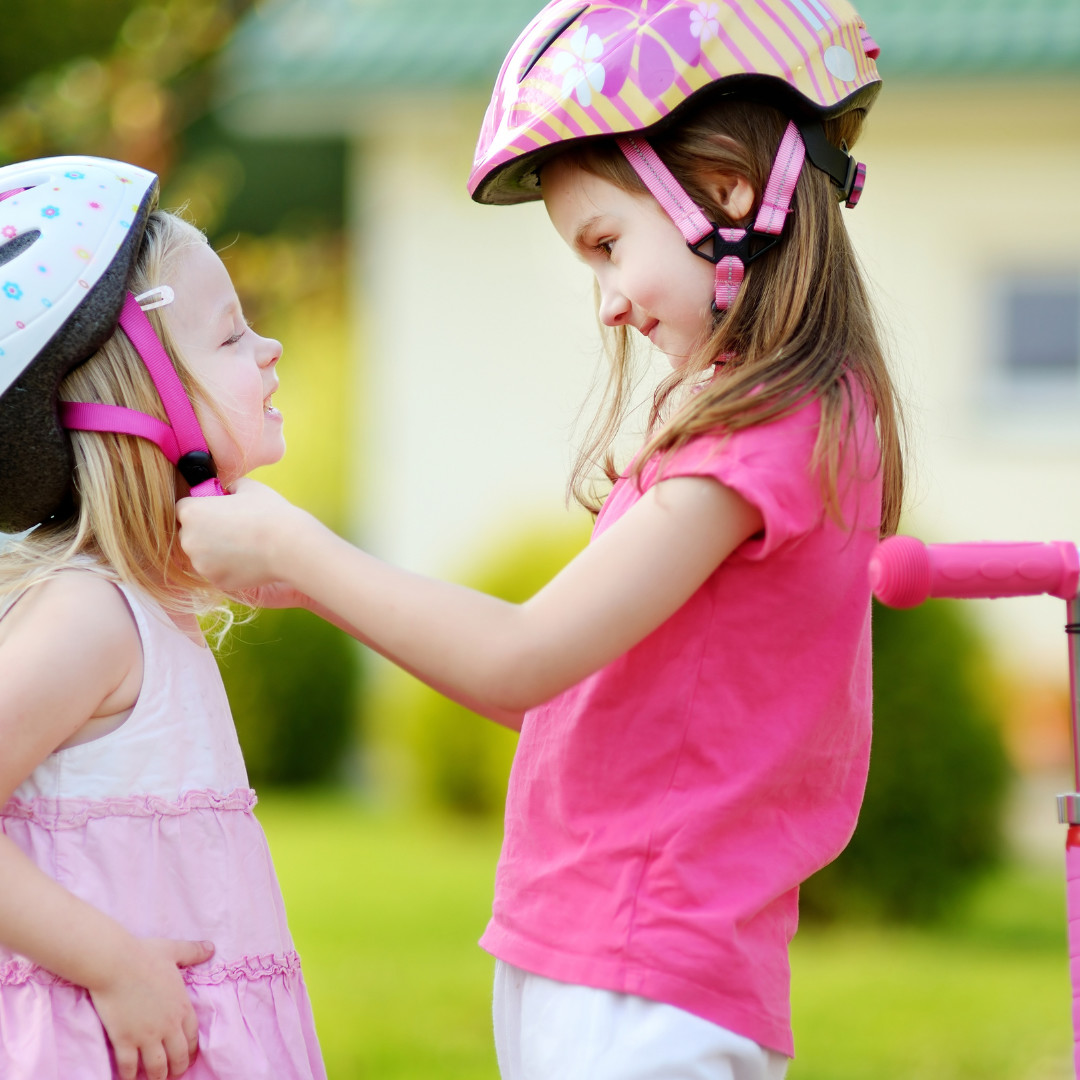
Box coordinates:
[222,321,251,347]
[595,239,614,257]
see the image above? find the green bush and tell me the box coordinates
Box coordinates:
[401,518,592,816]
[801,599,1011,922]
[217,606,358,787]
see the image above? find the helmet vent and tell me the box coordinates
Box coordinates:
[0,229,40,268]
[518,6,588,83]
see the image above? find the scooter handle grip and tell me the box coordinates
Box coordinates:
[870,536,1080,608]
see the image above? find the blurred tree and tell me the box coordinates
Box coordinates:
[0,0,345,245]
[217,607,357,787]
[802,599,1011,923]
[166,116,346,241]
[0,0,255,176]
[0,1,140,98]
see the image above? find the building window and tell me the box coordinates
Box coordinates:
[998,275,1080,391]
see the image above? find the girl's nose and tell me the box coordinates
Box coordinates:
[259,335,282,368]
[597,281,631,327]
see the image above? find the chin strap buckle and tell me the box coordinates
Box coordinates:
[178,450,217,487]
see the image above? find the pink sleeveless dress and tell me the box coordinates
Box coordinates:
[0,579,326,1079]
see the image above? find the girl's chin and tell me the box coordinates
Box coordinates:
[215,438,287,485]
[255,440,287,472]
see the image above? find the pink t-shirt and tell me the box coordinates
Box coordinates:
[479,393,883,1057]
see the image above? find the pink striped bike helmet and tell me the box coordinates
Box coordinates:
[469,0,881,310]
[0,156,223,533]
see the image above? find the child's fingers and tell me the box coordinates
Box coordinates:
[163,1024,193,1077]
[170,938,215,968]
[183,1007,201,1062]
[140,1040,170,1080]
[112,1040,140,1080]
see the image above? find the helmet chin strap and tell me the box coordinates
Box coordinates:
[617,121,864,312]
[60,291,225,498]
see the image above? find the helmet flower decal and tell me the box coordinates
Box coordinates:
[553,25,606,107]
[1,226,15,239]
[3,282,23,301]
[41,206,59,219]
[584,3,707,100]
[690,3,721,43]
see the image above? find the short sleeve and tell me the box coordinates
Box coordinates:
[642,400,824,560]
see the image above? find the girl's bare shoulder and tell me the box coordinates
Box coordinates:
[0,570,143,793]
[0,569,139,663]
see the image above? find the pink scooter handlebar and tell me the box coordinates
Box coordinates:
[870,535,1080,608]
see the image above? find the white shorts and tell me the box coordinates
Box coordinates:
[492,960,789,1080]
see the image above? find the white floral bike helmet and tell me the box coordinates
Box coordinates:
[0,156,223,533]
[469,0,881,310]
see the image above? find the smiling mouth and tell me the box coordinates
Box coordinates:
[639,319,659,341]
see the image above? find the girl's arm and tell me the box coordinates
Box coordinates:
[304,595,528,730]
[178,474,763,716]
[0,574,213,1080]
[237,585,526,729]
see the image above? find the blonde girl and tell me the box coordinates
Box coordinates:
[177,2,901,1076]
[0,158,324,1080]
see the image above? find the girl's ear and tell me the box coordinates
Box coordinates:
[703,172,756,224]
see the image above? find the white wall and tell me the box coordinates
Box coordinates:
[845,79,1080,677]
[349,97,602,574]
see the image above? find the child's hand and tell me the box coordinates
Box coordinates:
[177,478,306,592]
[238,581,311,610]
[87,937,214,1080]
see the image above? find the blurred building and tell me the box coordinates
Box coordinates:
[216,0,1080,710]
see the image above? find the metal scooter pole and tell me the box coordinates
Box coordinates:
[1059,597,1080,1076]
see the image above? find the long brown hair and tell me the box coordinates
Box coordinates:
[557,98,903,537]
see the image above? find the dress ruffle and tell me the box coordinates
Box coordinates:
[0,950,301,989]
[1,787,257,829]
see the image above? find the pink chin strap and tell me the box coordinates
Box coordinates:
[617,120,862,311]
[61,292,225,498]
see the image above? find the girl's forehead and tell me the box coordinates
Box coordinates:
[544,162,653,234]
[545,161,611,213]
[167,242,236,308]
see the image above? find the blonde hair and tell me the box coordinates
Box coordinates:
[557,98,903,537]
[0,209,234,620]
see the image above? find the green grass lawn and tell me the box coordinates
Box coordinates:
[788,867,1072,1080]
[256,791,1073,1079]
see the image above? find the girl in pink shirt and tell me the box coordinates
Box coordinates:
[177,1,903,1075]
